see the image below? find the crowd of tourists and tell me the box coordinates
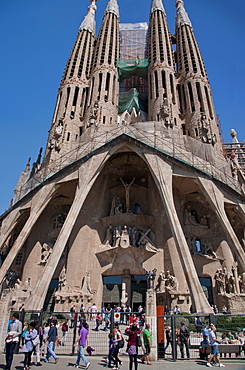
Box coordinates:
[4,307,153,370]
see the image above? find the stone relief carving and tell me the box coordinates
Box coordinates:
[100,224,158,252]
[55,271,95,308]
[38,242,53,265]
[121,282,128,307]
[160,97,173,128]
[120,178,135,213]
[215,264,242,295]
[48,119,64,151]
[184,205,210,228]
[156,271,179,294]
[145,268,157,289]
[186,236,217,259]
[52,213,67,229]
[58,266,66,291]
[81,272,94,295]
[87,100,100,127]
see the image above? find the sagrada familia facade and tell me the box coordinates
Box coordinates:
[1,0,245,319]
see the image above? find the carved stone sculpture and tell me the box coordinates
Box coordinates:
[38,242,53,265]
[156,271,167,293]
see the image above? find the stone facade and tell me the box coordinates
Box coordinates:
[1,0,245,320]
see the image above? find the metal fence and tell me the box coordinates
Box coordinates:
[7,310,145,358]
[5,310,245,361]
[157,313,245,361]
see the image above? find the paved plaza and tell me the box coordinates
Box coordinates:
[0,354,244,370]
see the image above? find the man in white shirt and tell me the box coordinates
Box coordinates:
[5,312,23,370]
[206,324,225,368]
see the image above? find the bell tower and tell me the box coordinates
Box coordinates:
[43,0,98,165]
[175,0,222,149]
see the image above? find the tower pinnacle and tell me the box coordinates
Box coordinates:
[151,0,166,15]
[176,0,192,28]
[79,0,98,35]
[105,0,119,18]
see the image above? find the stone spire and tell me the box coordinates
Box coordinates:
[176,0,192,28]
[105,0,119,18]
[151,0,166,15]
[79,0,97,35]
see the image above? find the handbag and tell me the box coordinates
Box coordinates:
[32,335,40,347]
[136,334,142,347]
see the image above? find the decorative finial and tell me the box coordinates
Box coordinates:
[151,0,166,15]
[105,0,119,18]
[80,0,98,34]
[176,0,192,28]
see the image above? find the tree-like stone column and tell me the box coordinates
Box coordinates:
[197,177,245,271]
[25,151,110,310]
[144,153,212,313]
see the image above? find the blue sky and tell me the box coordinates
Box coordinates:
[0,0,245,215]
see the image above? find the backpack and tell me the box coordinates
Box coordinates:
[118,335,125,349]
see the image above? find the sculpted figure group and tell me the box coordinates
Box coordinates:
[156,270,179,293]
[102,224,158,252]
[214,265,245,295]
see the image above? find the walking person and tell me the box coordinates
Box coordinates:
[206,324,225,367]
[61,320,69,346]
[5,312,23,370]
[41,322,50,356]
[22,322,38,370]
[32,321,43,366]
[178,321,190,359]
[140,323,152,365]
[125,322,141,370]
[108,333,115,368]
[73,321,90,369]
[45,320,59,363]
[164,326,172,354]
[111,326,122,369]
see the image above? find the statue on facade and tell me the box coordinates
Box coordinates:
[145,268,157,289]
[58,266,66,291]
[120,225,130,248]
[38,242,53,265]
[156,271,167,293]
[121,282,128,307]
[120,178,135,213]
[52,213,67,229]
[201,240,217,258]
[165,271,179,293]
[138,228,158,252]
[88,101,100,127]
[81,272,93,295]
[102,225,113,246]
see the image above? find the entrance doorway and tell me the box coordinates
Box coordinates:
[102,274,147,309]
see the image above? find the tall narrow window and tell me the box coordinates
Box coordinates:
[65,87,71,108]
[154,70,159,98]
[105,72,110,102]
[112,75,116,104]
[204,86,213,119]
[196,82,204,112]
[188,82,195,112]
[177,84,183,113]
[89,77,95,106]
[98,73,103,101]
[170,74,176,104]
[72,86,79,106]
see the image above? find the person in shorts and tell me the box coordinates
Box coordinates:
[206,324,225,367]
[140,323,152,365]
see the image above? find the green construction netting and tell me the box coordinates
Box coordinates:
[119,88,147,114]
[117,58,148,82]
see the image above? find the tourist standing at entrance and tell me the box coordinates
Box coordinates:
[70,306,76,328]
[178,321,190,359]
[206,323,225,367]
[45,320,59,363]
[5,312,23,370]
[195,316,203,336]
[140,323,152,365]
[125,322,141,370]
[74,321,90,369]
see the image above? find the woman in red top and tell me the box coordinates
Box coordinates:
[125,323,141,370]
